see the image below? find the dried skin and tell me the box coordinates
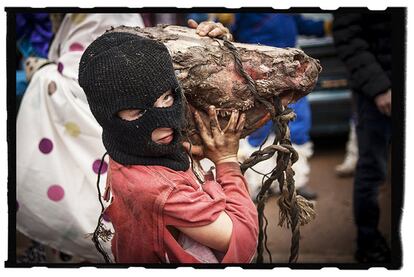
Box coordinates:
[107,25,321,143]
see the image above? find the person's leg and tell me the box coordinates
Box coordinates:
[238,134,279,201]
[288,97,317,199]
[353,94,391,262]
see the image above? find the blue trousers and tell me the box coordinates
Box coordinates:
[247,96,311,147]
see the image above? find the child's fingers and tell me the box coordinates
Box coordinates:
[182,141,193,152]
[225,33,234,41]
[236,113,246,133]
[214,22,225,29]
[187,19,198,29]
[208,28,223,37]
[191,145,205,157]
[208,25,229,38]
[194,111,213,145]
[223,110,239,133]
[182,142,204,157]
[197,22,216,36]
[208,106,223,138]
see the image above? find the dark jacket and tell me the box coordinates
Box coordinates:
[332,13,391,99]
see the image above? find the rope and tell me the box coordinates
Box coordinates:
[178,86,207,184]
[222,37,316,263]
[91,152,113,263]
[222,38,276,119]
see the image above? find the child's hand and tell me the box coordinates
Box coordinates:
[193,105,245,165]
[188,19,233,41]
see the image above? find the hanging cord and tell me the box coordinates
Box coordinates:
[91,152,113,263]
[221,37,316,263]
[177,86,206,184]
[184,134,206,185]
[222,37,276,120]
[246,101,315,263]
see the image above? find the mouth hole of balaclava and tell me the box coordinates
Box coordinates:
[151,127,175,145]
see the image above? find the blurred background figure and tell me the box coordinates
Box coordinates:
[185,12,209,23]
[230,13,333,200]
[186,13,235,27]
[333,12,392,263]
[16,13,144,262]
[15,13,53,112]
[142,13,187,26]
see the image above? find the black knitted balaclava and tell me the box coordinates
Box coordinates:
[78,32,189,171]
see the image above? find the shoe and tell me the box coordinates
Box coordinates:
[335,154,357,177]
[335,122,358,177]
[355,237,391,263]
[291,142,313,189]
[296,185,318,200]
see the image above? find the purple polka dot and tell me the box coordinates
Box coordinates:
[93,159,108,175]
[102,211,111,222]
[47,185,65,202]
[39,138,53,154]
[48,81,57,95]
[69,42,84,52]
[57,62,64,74]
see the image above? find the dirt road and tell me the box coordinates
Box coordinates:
[261,138,391,263]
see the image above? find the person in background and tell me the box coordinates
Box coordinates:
[186,13,209,23]
[17,13,145,262]
[333,12,391,263]
[15,13,53,111]
[185,13,235,28]
[231,13,333,200]
[142,13,187,27]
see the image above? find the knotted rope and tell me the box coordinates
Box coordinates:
[223,37,316,263]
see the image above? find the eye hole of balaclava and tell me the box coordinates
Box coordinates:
[116,109,147,122]
[115,87,180,122]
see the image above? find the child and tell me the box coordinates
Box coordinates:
[78,24,258,263]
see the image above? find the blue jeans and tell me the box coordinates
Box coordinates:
[247,96,311,147]
[354,93,391,248]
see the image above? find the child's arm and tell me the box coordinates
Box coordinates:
[164,165,258,262]
[176,211,233,253]
[167,105,258,262]
[213,161,258,262]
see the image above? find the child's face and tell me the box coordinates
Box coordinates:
[117,90,175,145]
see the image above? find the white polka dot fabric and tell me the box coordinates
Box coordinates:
[16,13,144,261]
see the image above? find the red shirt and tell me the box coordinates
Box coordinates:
[105,158,258,263]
